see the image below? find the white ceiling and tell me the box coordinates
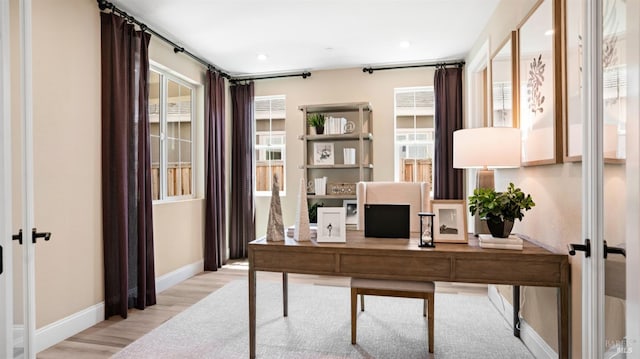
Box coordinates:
[115,0,501,77]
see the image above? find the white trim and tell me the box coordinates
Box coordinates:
[488,285,557,359]
[12,260,205,353]
[155,260,204,293]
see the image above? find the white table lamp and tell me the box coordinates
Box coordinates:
[453,127,521,234]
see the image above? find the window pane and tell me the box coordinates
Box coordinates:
[149,71,160,129]
[150,135,160,200]
[254,95,286,194]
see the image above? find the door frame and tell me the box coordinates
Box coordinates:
[0,0,13,356]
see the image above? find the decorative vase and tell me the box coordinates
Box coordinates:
[315,125,324,135]
[486,219,514,238]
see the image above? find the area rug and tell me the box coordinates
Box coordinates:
[112,280,534,358]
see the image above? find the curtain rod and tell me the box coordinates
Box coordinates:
[96,0,232,79]
[231,72,312,84]
[362,61,465,74]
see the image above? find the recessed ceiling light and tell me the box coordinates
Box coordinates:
[257,53,268,61]
[400,41,411,48]
[544,29,554,36]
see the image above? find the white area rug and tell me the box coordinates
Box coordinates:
[112,280,533,358]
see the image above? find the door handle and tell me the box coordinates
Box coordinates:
[0,245,3,275]
[32,228,51,244]
[568,238,591,257]
[13,229,23,245]
[603,240,625,259]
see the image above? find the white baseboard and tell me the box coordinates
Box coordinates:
[488,285,557,359]
[13,260,204,353]
[155,260,204,294]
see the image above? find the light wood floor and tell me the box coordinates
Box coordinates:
[37,260,488,358]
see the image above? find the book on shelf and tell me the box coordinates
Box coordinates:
[478,234,523,245]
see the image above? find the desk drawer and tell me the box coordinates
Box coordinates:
[340,254,451,281]
[253,250,337,273]
[455,259,561,286]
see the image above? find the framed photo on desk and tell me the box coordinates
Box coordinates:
[432,200,468,243]
[317,207,346,242]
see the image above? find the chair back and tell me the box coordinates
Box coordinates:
[356,181,431,232]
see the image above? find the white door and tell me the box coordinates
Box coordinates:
[577,0,639,357]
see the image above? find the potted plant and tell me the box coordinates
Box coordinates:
[468,182,535,238]
[307,113,326,135]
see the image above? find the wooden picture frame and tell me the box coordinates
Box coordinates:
[313,142,334,165]
[317,207,346,243]
[491,31,518,128]
[517,0,563,166]
[432,200,468,243]
[564,0,627,163]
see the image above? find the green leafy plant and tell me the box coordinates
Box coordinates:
[468,183,535,223]
[308,202,324,223]
[307,113,326,128]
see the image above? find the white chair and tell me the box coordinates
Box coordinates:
[351,181,435,353]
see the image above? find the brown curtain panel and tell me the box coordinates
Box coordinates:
[204,70,227,270]
[100,12,156,319]
[229,82,255,259]
[433,67,464,200]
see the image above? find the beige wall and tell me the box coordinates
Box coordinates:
[9,0,215,330]
[468,0,628,355]
[254,67,436,237]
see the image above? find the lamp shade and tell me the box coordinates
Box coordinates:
[453,127,521,169]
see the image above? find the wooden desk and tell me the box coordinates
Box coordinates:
[248,232,570,358]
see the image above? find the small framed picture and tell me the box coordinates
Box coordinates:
[317,207,346,243]
[432,200,468,243]
[313,142,334,165]
[343,199,358,225]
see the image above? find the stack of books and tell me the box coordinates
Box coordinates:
[478,234,523,250]
[324,116,347,134]
[286,224,318,240]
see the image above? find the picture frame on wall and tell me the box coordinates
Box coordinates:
[313,142,335,165]
[491,31,518,128]
[517,0,563,166]
[317,207,346,243]
[432,200,468,243]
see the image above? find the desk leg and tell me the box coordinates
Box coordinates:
[513,285,520,338]
[249,268,256,359]
[283,272,288,317]
[558,285,570,359]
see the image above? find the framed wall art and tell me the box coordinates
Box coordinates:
[432,200,468,243]
[517,0,563,166]
[491,31,518,128]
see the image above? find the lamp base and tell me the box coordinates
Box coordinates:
[474,169,494,236]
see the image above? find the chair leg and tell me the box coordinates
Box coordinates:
[427,293,434,353]
[351,288,357,344]
[360,293,365,311]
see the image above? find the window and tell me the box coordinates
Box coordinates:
[394,87,434,186]
[254,95,286,196]
[148,68,195,200]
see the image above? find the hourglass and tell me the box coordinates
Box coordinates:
[418,212,436,248]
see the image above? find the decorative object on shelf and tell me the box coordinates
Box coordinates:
[343,199,358,225]
[418,212,436,247]
[468,182,535,238]
[317,207,346,243]
[313,142,334,165]
[294,178,311,241]
[266,174,284,242]
[343,120,356,134]
[328,182,356,196]
[314,176,327,195]
[307,179,315,194]
[307,113,326,135]
[432,200,468,243]
[343,148,356,165]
